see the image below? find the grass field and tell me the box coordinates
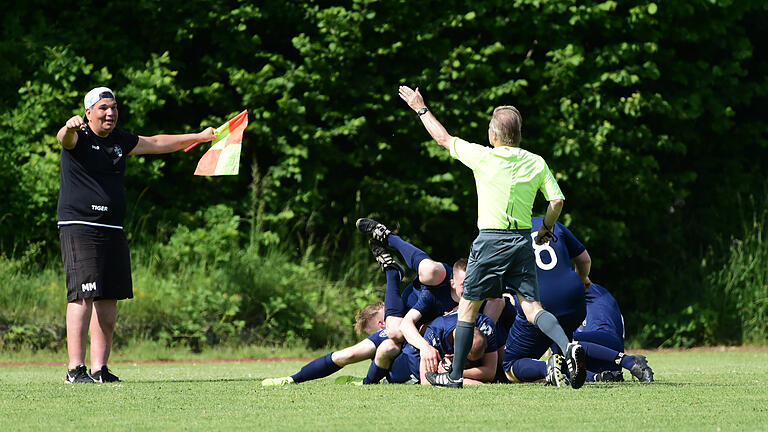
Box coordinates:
[1,350,767,431]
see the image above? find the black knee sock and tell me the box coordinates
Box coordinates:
[449,320,475,381]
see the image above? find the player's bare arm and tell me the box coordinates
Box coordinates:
[57,116,85,150]
[536,198,564,245]
[131,127,216,155]
[572,249,592,289]
[401,308,441,372]
[462,351,498,383]
[398,85,453,149]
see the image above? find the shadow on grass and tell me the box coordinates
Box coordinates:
[129,377,260,384]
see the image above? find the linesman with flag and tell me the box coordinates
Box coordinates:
[56,87,215,383]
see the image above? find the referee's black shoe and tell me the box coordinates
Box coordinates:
[356,218,391,243]
[425,371,463,388]
[565,342,586,389]
[65,365,95,384]
[90,365,121,383]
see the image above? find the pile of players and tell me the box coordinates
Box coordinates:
[262,218,654,388]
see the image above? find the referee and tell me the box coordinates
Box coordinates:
[397,85,586,389]
[57,87,215,383]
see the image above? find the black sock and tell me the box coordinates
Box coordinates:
[449,320,475,381]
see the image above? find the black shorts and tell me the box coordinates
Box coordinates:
[60,224,133,302]
[463,229,539,302]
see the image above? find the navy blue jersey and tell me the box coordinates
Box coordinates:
[422,311,498,355]
[366,329,389,347]
[394,313,497,383]
[529,217,587,317]
[576,283,624,340]
[409,263,457,325]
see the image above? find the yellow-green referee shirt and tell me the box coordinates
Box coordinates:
[450,137,565,230]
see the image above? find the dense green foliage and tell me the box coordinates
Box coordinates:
[2,351,768,431]
[1,0,767,348]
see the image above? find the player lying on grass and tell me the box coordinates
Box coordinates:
[355,218,470,384]
[497,217,591,387]
[373,309,498,385]
[496,218,652,385]
[572,283,654,383]
[261,302,387,386]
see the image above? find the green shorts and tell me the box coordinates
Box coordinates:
[462,229,539,302]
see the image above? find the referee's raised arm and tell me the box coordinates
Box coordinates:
[398,85,454,149]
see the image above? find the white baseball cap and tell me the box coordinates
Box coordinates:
[84,87,116,109]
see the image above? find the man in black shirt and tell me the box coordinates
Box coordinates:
[57,87,215,383]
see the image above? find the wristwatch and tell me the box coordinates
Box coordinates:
[416,107,429,116]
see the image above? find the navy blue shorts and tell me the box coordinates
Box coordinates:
[60,225,133,302]
[386,351,419,384]
[502,311,584,372]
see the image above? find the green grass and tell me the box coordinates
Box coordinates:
[1,351,767,431]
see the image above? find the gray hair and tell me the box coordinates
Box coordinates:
[490,105,522,146]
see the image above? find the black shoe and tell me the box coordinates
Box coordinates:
[369,239,404,278]
[425,371,463,388]
[565,342,586,389]
[90,365,121,383]
[356,218,391,243]
[65,365,95,384]
[545,354,569,387]
[597,370,624,382]
[629,355,654,382]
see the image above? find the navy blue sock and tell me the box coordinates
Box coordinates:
[533,310,570,354]
[362,361,388,384]
[384,268,406,318]
[580,341,621,364]
[291,353,341,383]
[511,358,547,382]
[449,321,475,381]
[619,353,636,370]
[387,234,430,273]
[586,371,598,382]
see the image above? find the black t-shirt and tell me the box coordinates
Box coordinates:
[57,125,139,228]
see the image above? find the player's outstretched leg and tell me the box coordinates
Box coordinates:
[628,354,654,382]
[565,342,587,389]
[356,218,391,243]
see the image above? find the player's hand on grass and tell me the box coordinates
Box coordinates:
[398,85,427,112]
[421,345,442,372]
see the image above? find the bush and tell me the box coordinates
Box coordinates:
[705,202,768,345]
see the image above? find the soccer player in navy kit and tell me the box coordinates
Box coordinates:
[574,283,654,382]
[355,219,465,384]
[386,311,498,385]
[502,217,591,387]
[57,87,215,383]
